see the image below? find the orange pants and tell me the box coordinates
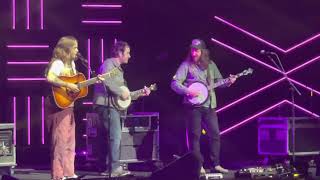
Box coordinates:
[48,108,76,180]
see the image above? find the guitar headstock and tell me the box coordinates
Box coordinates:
[241,68,253,76]
[149,83,157,91]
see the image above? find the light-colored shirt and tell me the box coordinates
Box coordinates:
[48,59,76,76]
[171,60,223,108]
[93,58,125,107]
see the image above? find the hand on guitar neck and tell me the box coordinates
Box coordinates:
[142,86,151,96]
[227,74,237,86]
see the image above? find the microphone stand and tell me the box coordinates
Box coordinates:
[265,53,301,163]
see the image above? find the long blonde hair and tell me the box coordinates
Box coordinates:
[45,36,77,76]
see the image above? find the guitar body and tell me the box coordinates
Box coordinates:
[112,86,132,111]
[187,82,209,105]
[52,73,88,109]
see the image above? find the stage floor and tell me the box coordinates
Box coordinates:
[4,168,236,180]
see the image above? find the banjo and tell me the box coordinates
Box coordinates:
[112,83,157,111]
[187,68,253,105]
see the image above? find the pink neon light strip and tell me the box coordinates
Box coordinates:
[81,20,122,24]
[40,0,43,29]
[287,100,320,117]
[12,0,16,29]
[211,38,320,76]
[13,97,16,145]
[101,38,104,64]
[87,39,91,79]
[288,78,320,96]
[214,16,320,53]
[6,45,49,48]
[83,102,93,105]
[7,61,49,64]
[210,38,320,112]
[211,38,283,73]
[216,77,286,113]
[81,4,122,8]
[27,96,30,145]
[7,78,46,81]
[286,55,320,74]
[221,100,320,135]
[41,96,44,144]
[27,0,30,30]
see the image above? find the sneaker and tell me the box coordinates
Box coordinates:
[64,174,78,179]
[100,170,110,176]
[111,166,131,177]
[200,166,206,177]
[214,165,229,174]
[100,166,131,177]
[200,166,206,174]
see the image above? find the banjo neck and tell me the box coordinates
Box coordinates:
[209,72,244,90]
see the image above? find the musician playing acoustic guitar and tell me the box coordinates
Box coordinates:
[45,36,80,180]
[171,39,236,175]
[93,41,151,177]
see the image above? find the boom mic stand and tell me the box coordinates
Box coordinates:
[264,52,301,163]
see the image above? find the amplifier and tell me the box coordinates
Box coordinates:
[85,112,160,163]
[0,123,16,167]
[258,117,320,155]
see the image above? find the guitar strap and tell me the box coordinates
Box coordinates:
[206,63,213,90]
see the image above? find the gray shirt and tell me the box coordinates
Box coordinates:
[93,58,125,107]
[171,60,223,108]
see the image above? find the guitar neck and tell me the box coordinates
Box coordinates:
[78,77,98,88]
[211,73,242,89]
[130,89,145,97]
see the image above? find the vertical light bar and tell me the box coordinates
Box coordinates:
[27,96,31,145]
[101,38,104,64]
[185,129,189,150]
[87,39,91,79]
[40,0,44,29]
[12,0,16,29]
[26,0,30,30]
[41,96,44,144]
[13,97,16,145]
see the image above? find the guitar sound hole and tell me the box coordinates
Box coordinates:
[66,90,79,98]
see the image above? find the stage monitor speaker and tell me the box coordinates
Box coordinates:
[258,117,320,155]
[150,151,201,180]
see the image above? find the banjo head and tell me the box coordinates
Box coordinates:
[115,86,131,110]
[187,82,209,105]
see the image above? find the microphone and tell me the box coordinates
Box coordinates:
[77,52,88,63]
[260,50,275,55]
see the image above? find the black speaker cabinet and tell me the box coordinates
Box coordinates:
[86,112,160,163]
[120,130,159,162]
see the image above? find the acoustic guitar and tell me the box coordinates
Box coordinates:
[52,68,118,109]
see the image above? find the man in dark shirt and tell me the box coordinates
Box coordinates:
[93,41,150,177]
[171,39,236,174]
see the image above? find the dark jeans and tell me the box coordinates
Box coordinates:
[94,105,122,172]
[186,106,220,167]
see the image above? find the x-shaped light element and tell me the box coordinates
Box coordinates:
[221,100,320,135]
[211,38,320,112]
[214,16,320,54]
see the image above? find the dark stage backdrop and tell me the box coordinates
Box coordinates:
[1,0,320,167]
